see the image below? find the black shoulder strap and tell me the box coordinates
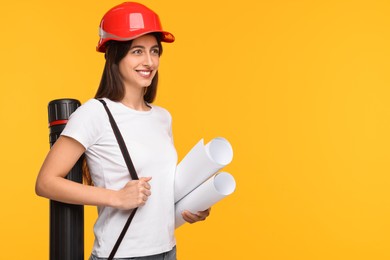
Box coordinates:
[98,99,139,181]
[97,99,139,260]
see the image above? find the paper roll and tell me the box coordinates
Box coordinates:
[175,172,236,228]
[174,137,233,202]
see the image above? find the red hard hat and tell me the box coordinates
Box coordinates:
[97,2,175,52]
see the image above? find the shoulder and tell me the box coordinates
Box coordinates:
[66,98,109,128]
[76,98,105,112]
[150,104,172,119]
[62,99,109,148]
[69,99,106,119]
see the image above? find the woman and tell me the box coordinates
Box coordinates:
[35,2,210,259]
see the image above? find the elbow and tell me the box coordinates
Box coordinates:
[35,177,49,198]
[35,180,44,197]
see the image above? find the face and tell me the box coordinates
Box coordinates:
[118,34,160,91]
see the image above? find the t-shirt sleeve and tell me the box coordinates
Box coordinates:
[61,99,106,150]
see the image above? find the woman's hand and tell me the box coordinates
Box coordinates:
[113,177,152,210]
[181,208,211,224]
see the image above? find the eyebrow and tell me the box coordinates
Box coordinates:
[130,44,160,50]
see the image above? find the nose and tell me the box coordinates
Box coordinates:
[143,52,154,67]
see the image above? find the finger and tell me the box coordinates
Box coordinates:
[139,177,152,189]
[138,184,151,194]
[144,182,151,190]
[138,194,148,206]
[182,211,202,223]
[181,213,196,223]
[197,208,210,218]
[142,189,151,196]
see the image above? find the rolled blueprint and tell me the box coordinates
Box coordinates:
[175,172,236,228]
[174,137,233,202]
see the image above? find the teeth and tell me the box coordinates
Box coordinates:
[138,71,151,76]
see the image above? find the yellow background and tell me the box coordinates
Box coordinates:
[1,0,389,259]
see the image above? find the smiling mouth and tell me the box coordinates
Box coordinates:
[137,70,152,77]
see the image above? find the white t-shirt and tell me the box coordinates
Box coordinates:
[61,98,178,258]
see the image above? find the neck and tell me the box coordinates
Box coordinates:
[121,88,150,111]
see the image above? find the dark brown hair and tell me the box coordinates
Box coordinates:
[94,33,163,103]
[84,33,164,185]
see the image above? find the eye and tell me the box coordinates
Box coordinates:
[131,49,143,55]
[151,48,160,56]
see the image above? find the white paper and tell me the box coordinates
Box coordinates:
[175,172,236,228]
[174,137,233,202]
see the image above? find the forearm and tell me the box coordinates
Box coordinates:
[36,175,117,207]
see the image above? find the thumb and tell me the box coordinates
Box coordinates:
[140,176,152,182]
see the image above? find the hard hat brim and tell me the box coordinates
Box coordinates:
[96,30,175,53]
